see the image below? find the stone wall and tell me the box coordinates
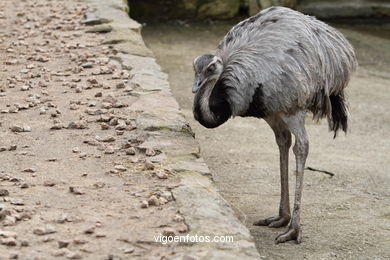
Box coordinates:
[129,0,241,20]
[130,0,390,20]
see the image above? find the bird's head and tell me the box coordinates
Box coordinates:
[192,54,223,94]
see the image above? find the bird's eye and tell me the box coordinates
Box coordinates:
[207,64,215,73]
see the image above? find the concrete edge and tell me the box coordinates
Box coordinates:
[82,0,261,258]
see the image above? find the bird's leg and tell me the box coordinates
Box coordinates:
[275,112,308,244]
[254,123,291,228]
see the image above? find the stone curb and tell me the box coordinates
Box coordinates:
[83,0,261,258]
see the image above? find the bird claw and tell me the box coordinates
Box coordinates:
[253,215,290,228]
[275,225,302,244]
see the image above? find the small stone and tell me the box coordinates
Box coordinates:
[58,240,70,248]
[10,198,24,205]
[143,160,154,171]
[3,215,16,226]
[140,200,149,208]
[0,237,17,246]
[159,197,168,205]
[20,240,29,247]
[23,167,36,173]
[84,226,95,234]
[145,148,156,157]
[43,180,55,187]
[81,62,93,68]
[95,233,106,238]
[69,186,84,195]
[114,165,127,172]
[147,195,159,206]
[20,183,29,189]
[10,124,31,132]
[66,251,82,259]
[104,146,115,154]
[122,247,135,254]
[73,238,87,245]
[79,153,87,159]
[162,228,176,237]
[125,147,136,155]
[0,189,9,196]
[9,145,17,151]
[173,215,184,222]
[176,223,188,233]
[0,230,17,238]
[95,92,102,97]
[72,147,81,153]
[100,123,110,130]
[155,170,168,179]
[20,85,30,91]
[96,135,115,142]
[116,82,125,89]
[33,225,56,235]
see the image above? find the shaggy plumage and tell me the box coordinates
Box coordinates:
[192,6,357,244]
[194,6,356,135]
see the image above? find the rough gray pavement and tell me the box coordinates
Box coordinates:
[144,22,390,260]
[0,0,260,259]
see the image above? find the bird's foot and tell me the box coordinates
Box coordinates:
[253,215,290,228]
[275,225,302,244]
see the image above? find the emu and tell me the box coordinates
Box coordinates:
[192,7,356,243]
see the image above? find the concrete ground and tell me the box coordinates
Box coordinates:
[143,21,390,259]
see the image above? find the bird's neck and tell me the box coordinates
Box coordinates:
[193,79,231,128]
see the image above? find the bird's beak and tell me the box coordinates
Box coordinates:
[192,78,201,93]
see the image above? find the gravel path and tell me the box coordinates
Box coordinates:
[0,1,186,259]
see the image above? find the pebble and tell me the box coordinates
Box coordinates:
[10,198,24,205]
[69,186,85,195]
[0,237,17,246]
[72,147,81,153]
[3,216,16,226]
[66,251,82,259]
[104,146,115,154]
[96,135,115,142]
[100,123,110,130]
[162,228,176,237]
[122,247,135,254]
[143,160,154,170]
[140,200,149,209]
[20,240,29,247]
[147,195,159,206]
[0,189,9,197]
[145,148,156,157]
[20,183,29,189]
[159,197,168,205]
[155,170,167,179]
[125,147,136,155]
[58,240,70,248]
[43,180,56,187]
[0,230,17,238]
[84,226,95,234]
[33,225,56,235]
[176,223,188,233]
[114,165,127,172]
[73,238,88,245]
[10,124,31,132]
[23,167,36,173]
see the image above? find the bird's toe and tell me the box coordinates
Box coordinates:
[275,226,301,244]
[253,216,290,228]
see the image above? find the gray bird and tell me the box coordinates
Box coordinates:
[192,6,356,243]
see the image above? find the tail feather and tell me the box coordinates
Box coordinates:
[328,93,349,138]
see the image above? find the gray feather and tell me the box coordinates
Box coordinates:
[215,6,357,126]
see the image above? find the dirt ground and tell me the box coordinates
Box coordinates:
[143,21,390,259]
[0,1,193,259]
